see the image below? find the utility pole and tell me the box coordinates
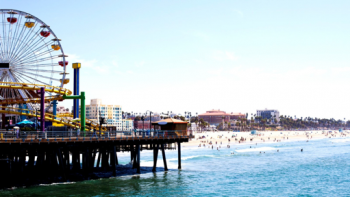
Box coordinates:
[149,111,153,131]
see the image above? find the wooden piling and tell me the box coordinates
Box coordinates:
[161,144,168,171]
[177,141,181,169]
[152,144,159,172]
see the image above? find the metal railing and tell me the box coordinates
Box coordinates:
[0,130,191,142]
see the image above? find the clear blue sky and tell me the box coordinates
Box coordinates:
[4,0,350,119]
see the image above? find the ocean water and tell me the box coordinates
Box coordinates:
[1,137,350,196]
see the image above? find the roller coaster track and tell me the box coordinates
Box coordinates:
[0,82,107,131]
[0,107,106,131]
[0,82,72,105]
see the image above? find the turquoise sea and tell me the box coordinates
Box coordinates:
[1,137,350,196]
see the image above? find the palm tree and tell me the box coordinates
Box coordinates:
[221,116,225,130]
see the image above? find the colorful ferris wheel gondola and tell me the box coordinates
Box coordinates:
[51,38,61,51]
[40,25,51,37]
[7,11,17,24]
[24,15,35,28]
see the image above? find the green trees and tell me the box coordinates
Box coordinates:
[221,116,225,130]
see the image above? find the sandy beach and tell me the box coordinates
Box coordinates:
[184,130,350,148]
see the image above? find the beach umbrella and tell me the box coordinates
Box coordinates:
[16,119,34,125]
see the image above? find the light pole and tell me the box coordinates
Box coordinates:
[196,112,198,131]
[141,115,145,136]
[99,109,105,138]
[146,110,153,131]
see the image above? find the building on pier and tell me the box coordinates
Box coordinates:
[152,118,189,136]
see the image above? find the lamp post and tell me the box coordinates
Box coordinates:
[146,110,153,131]
[121,112,124,132]
[141,115,145,133]
[196,112,198,132]
[99,109,105,138]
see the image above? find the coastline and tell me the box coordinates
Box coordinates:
[183,130,349,148]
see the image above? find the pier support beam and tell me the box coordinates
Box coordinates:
[136,144,140,173]
[111,146,116,176]
[152,144,159,172]
[161,144,168,171]
[96,149,101,168]
[177,141,181,169]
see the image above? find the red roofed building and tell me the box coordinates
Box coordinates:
[198,109,246,126]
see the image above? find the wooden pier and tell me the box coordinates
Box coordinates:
[0,134,189,188]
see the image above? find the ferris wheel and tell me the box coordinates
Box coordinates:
[0,9,68,108]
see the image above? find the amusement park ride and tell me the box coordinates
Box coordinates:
[0,9,106,132]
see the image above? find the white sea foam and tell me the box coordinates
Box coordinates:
[236,147,277,153]
[330,138,350,143]
[140,160,178,169]
[39,182,76,186]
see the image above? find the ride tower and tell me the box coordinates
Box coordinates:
[73,63,81,119]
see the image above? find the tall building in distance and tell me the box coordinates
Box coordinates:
[256,109,280,121]
[198,109,246,126]
[84,99,133,130]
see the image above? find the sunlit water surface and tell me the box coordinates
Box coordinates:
[1,137,350,196]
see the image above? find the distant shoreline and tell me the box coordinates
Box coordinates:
[183,130,349,148]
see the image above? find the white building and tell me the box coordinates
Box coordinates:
[84,99,133,130]
[256,109,280,122]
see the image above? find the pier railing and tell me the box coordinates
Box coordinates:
[0,130,191,142]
